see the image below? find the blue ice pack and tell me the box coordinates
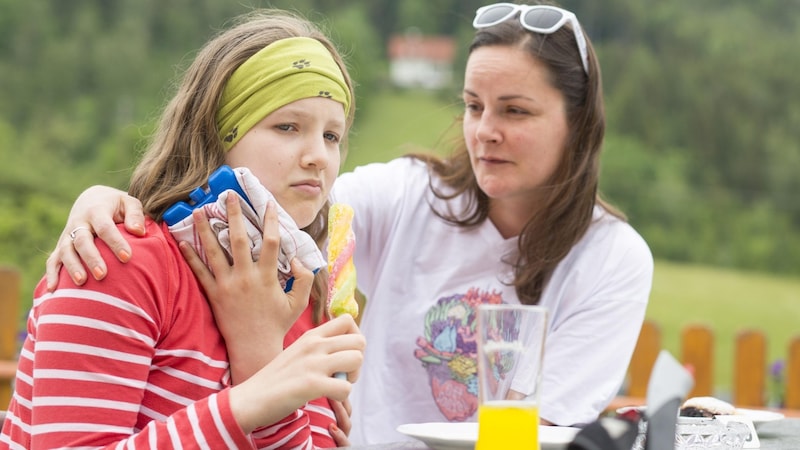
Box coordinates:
[163,165,253,226]
[163,165,312,293]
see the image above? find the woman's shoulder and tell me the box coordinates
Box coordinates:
[584,205,653,263]
[547,205,654,306]
[340,156,429,183]
[333,156,431,202]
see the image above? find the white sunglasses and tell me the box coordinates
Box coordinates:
[473,3,589,74]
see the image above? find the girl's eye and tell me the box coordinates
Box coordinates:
[324,132,340,143]
[276,124,296,132]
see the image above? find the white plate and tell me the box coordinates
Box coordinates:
[396,422,580,450]
[616,405,785,425]
[734,408,785,424]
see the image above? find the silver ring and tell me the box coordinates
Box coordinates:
[69,226,90,242]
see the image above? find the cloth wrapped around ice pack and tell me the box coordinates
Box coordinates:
[166,166,325,290]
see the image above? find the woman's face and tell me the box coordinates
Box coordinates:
[462,45,569,211]
[225,97,346,228]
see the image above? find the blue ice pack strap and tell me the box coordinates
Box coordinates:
[163,165,254,226]
[283,268,321,293]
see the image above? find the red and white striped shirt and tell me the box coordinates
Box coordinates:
[0,219,336,449]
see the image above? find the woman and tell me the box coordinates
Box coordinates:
[2,9,365,449]
[44,2,652,444]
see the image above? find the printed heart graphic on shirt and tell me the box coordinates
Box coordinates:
[413,288,504,421]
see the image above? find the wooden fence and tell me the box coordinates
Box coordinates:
[1,267,20,408]
[610,320,800,417]
[2,268,799,417]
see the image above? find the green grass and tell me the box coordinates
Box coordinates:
[343,89,800,397]
[344,89,460,172]
[649,260,800,397]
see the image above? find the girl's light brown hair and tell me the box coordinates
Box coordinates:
[128,9,355,321]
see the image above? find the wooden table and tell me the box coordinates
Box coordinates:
[335,419,800,449]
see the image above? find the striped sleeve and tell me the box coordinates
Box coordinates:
[0,221,332,449]
[1,284,252,448]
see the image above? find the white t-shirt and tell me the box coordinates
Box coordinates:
[331,157,653,444]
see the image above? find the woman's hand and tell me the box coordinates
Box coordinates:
[329,398,353,446]
[229,314,365,434]
[180,193,312,384]
[46,186,146,291]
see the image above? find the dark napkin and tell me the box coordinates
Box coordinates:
[567,351,693,450]
[567,417,639,450]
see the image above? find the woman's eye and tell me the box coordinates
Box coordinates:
[464,102,481,113]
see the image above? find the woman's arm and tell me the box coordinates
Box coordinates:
[329,398,353,445]
[46,185,147,291]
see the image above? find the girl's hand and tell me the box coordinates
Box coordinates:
[46,186,145,291]
[180,193,312,383]
[229,315,365,434]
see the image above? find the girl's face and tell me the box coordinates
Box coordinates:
[462,45,569,212]
[225,97,346,228]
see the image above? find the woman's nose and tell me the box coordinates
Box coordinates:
[475,113,501,144]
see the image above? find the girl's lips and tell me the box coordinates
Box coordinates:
[291,182,323,196]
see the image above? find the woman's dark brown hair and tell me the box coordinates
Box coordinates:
[411,8,624,305]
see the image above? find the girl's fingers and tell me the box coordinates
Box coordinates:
[257,201,281,273]
[284,258,313,313]
[315,314,361,337]
[179,240,215,289]
[192,208,230,276]
[226,193,252,266]
[330,348,364,376]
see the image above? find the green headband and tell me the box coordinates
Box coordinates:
[217,37,351,150]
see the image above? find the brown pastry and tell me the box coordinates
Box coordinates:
[679,396,736,417]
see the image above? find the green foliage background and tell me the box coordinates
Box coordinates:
[1,0,799,374]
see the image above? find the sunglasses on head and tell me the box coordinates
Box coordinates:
[472,3,589,74]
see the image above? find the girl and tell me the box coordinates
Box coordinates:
[1,9,364,449]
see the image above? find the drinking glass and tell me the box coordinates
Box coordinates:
[475,304,548,450]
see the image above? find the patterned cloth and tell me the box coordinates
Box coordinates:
[167,166,325,288]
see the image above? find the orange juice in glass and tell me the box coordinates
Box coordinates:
[475,304,547,450]
[477,400,539,448]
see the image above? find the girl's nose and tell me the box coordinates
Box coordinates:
[301,136,329,169]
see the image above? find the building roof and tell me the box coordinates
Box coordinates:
[388,34,456,62]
